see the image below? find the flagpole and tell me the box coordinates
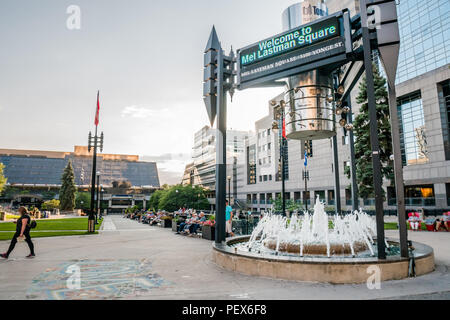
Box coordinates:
[88,91,100,233]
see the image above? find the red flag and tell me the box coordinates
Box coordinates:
[282,118,287,139]
[94,91,100,126]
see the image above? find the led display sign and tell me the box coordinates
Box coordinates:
[237,13,351,89]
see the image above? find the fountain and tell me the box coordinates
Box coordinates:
[212,197,435,284]
[246,197,380,258]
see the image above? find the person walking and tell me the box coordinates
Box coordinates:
[225,200,234,237]
[1,207,35,259]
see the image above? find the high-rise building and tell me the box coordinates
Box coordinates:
[182,126,250,209]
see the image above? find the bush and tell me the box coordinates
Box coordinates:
[41,199,60,211]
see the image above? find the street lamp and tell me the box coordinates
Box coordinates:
[95,171,101,225]
[272,102,286,216]
[100,185,104,218]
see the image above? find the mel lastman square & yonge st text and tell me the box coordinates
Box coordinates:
[0,0,448,312]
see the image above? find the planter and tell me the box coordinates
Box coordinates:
[202,225,215,241]
[161,219,172,228]
[425,224,434,231]
[172,220,179,232]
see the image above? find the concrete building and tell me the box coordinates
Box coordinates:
[0,146,160,212]
[182,126,250,209]
[235,0,450,213]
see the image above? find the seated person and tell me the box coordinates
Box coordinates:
[181,214,198,234]
[408,212,420,231]
[189,212,206,235]
[435,212,449,231]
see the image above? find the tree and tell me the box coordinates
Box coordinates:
[41,199,60,211]
[348,63,394,199]
[0,163,7,195]
[157,185,210,212]
[273,196,303,213]
[148,189,165,210]
[75,192,91,212]
[59,161,77,211]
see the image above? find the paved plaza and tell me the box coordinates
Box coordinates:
[0,215,448,300]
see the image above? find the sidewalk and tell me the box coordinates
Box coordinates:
[0,215,448,300]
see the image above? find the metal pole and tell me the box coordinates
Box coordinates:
[215,46,227,244]
[228,178,231,205]
[347,97,359,212]
[332,135,341,215]
[361,0,386,259]
[387,83,408,257]
[281,113,286,216]
[96,174,100,224]
[89,126,97,233]
[304,170,308,211]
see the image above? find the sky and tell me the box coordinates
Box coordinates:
[0,0,301,185]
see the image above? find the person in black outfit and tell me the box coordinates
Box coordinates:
[1,207,35,259]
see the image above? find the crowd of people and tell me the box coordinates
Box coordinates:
[124,209,171,226]
[124,201,240,238]
[175,211,207,236]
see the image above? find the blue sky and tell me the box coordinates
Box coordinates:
[0,0,300,184]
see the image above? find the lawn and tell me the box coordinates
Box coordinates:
[384,222,427,231]
[0,217,103,231]
[0,217,103,240]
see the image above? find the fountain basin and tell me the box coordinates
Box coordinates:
[212,236,435,284]
[264,240,368,255]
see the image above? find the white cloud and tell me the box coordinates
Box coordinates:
[121,105,158,119]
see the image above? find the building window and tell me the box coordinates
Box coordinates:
[247,145,256,185]
[263,175,268,182]
[396,0,450,84]
[327,190,335,205]
[438,79,450,160]
[259,176,262,182]
[405,185,435,206]
[345,189,352,206]
[398,91,429,166]
[269,175,272,181]
[267,143,271,150]
[314,190,325,201]
[267,129,271,136]
[446,183,450,206]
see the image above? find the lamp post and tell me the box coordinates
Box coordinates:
[272,101,286,216]
[100,186,104,218]
[95,171,101,224]
[87,96,104,233]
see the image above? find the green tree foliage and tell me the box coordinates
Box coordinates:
[273,196,304,213]
[153,185,210,212]
[41,199,60,211]
[75,192,91,212]
[59,161,77,211]
[0,163,7,195]
[349,63,394,199]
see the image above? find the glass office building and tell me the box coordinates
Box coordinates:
[0,146,160,188]
[396,0,450,84]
